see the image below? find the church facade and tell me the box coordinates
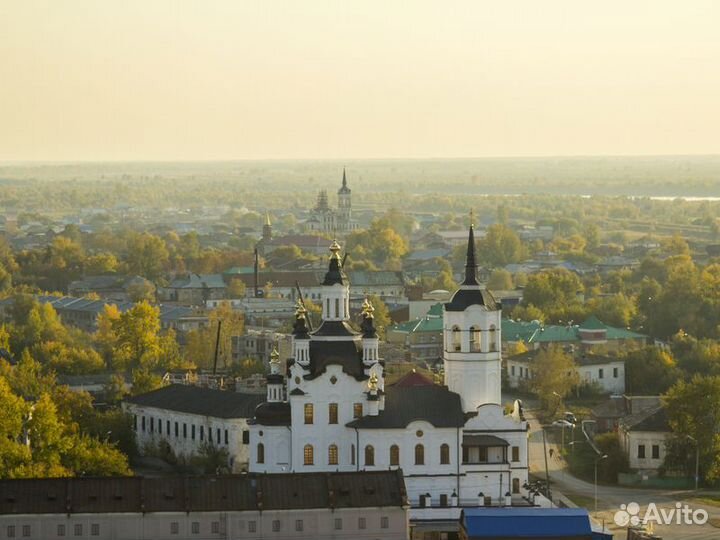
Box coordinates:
[305,169,358,234]
[248,223,531,518]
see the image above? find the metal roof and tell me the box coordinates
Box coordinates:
[462,507,594,538]
[124,384,264,419]
[0,471,407,515]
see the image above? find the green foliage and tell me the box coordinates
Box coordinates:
[522,268,584,322]
[623,347,680,395]
[0,375,131,479]
[594,432,629,483]
[531,345,580,414]
[191,442,231,474]
[663,374,720,484]
[486,269,513,291]
[476,224,526,267]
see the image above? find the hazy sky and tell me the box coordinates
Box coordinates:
[1,1,719,161]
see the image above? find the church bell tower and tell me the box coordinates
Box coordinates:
[443,213,502,412]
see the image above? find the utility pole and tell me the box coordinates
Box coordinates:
[542,428,552,505]
[594,454,608,514]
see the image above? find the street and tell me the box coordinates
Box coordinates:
[526,414,720,539]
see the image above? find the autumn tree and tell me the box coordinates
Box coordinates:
[531,345,579,415]
[664,375,720,484]
[125,232,169,280]
[487,269,513,291]
[476,224,526,267]
[623,347,680,395]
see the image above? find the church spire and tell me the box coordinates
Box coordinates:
[463,210,479,286]
[342,167,347,188]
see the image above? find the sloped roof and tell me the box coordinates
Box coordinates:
[623,406,670,433]
[347,382,464,429]
[124,385,264,419]
[167,273,226,289]
[346,270,405,287]
[0,471,407,515]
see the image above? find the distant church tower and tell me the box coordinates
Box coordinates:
[337,167,352,227]
[262,211,272,243]
[443,213,502,412]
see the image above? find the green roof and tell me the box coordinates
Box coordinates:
[223,266,255,275]
[389,306,648,344]
[579,315,606,330]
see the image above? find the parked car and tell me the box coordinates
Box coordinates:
[552,419,574,428]
[564,411,577,424]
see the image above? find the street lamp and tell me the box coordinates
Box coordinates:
[594,454,608,514]
[686,435,699,491]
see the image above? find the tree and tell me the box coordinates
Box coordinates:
[584,293,637,328]
[522,268,584,321]
[127,280,156,303]
[227,278,247,298]
[131,367,164,396]
[125,232,169,280]
[476,224,525,267]
[487,269,513,291]
[108,301,178,371]
[185,302,244,369]
[367,295,391,338]
[84,253,119,275]
[663,375,720,484]
[530,345,579,415]
[33,341,105,375]
[594,432,629,483]
[623,347,680,395]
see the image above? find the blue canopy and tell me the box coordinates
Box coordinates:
[461,507,611,539]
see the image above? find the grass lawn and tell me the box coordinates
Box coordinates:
[562,491,596,510]
[690,495,720,508]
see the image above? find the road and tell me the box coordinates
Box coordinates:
[526,414,720,539]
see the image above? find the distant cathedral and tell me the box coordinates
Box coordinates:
[305,169,358,234]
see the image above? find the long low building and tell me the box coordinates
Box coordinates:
[0,471,409,540]
[122,385,265,472]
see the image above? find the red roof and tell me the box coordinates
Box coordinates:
[393,371,434,387]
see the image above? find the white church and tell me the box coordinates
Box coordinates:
[248,221,536,524]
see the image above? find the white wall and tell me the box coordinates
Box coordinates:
[122,403,251,472]
[0,507,408,540]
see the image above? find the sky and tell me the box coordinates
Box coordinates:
[1,1,719,161]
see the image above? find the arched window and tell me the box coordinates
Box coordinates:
[304,444,314,465]
[390,444,400,466]
[440,443,450,465]
[328,444,338,465]
[415,444,425,465]
[452,326,461,351]
[364,445,375,466]
[489,324,498,352]
[469,326,481,352]
[304,403,313,424]
[257,443,265,464]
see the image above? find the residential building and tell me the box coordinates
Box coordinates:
[158,274,227,306]
[506,350,626,394]
[0,471,409,540]
[122,385,265,472]
[591,395,662,433]
[619,406,671,473]
[68,275,153,303]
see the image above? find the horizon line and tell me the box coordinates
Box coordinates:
[2,152,720,166]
